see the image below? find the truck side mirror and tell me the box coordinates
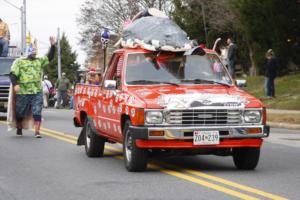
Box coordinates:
[236,79,247,87]
[104,80,117,90]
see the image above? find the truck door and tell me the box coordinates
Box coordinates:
[97,53,123,141]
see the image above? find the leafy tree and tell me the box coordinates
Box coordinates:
[172,0,206,44]
[44,33,80,84]
[172,0,237,47]
[232,0,300,75]
[172,0,300,75]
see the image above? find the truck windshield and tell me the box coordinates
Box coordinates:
[125,52,232,86]
[0,58,15,75]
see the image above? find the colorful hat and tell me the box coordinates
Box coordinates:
[88,68,97,74]
[27,43,37,56]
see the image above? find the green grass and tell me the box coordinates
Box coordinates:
[241,72,300,110]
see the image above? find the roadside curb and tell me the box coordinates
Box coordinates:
[267,121,300,130]
[267,109,300,115]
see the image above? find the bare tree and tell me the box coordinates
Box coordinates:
[180,0,236,32]
[77,0,173,59]
[203,0,236,31]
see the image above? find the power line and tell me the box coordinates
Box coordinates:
[2,0,21,10]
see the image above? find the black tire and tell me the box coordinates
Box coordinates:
[123,120,148,172]
[232,147,260,170]
[84,118,105,157]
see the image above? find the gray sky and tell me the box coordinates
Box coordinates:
[0,0,86,65]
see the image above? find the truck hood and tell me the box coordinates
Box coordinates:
[128,85,262,109]
[0,75,11,85]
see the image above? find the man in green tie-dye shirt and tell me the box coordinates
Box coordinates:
[9,37,56,138]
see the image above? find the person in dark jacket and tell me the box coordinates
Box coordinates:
[265,49,278,98]
[55,72,70,108]
[226,37,238,78]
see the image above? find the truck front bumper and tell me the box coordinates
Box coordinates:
[129,125,270,149]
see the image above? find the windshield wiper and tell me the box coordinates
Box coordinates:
[0,73,10,76]
[127,80,179,86]
[180,79,231,87]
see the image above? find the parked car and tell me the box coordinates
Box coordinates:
[0,57,17,112]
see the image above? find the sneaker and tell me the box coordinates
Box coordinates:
[35,133,42,138]
[16,128,23,136]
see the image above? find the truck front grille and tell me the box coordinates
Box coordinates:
[0,85,10,98]
[167,109,241,126]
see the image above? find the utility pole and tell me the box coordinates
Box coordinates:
[22,0,27,55]
[101,28,110,73]
[57,28,61,79]
[20,6,24,54]
[201,2,208,46]
[3,0,26,55]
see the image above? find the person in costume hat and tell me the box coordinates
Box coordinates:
[9,37,56,138]
[87,67,100,85]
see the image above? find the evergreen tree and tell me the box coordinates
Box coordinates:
[232,0,300,75]
[172,0,300,75]
[172,0,206,45]
[45,33,80,85]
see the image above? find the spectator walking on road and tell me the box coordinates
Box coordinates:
[0,18,10,57]
[55,72,70,108]
[9,37,56,138]
[226,37,238,78]
[265,49,278,98]
[42,75,53,108]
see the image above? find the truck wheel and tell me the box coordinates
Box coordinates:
[123,120,148,172]
[232,147,260,170]
[84,118,105,157]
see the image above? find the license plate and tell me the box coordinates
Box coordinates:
[193,131,220,145]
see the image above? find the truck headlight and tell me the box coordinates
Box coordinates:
[145,111,163,124]
[244,110,261,123]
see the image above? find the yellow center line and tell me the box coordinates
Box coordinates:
[155,166,259,200]
[39,130,119,157]
[112,155,259,200]
[40,127,78,140]
[38,129,259,199]
[0,122,289,200]
[156,162,288,200]
[39,130,77,145]
[106,145,288,200]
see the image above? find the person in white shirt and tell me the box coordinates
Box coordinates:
[42,75,53,108]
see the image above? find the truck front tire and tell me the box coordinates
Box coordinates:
[84,118,105,157]
[232,147,260,170]
[123,120,148,172]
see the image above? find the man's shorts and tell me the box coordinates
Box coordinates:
[16,92,43,118]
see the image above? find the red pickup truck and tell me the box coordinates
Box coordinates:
[74,47,269,172]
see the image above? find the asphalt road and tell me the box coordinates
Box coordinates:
[0,109,300,200]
